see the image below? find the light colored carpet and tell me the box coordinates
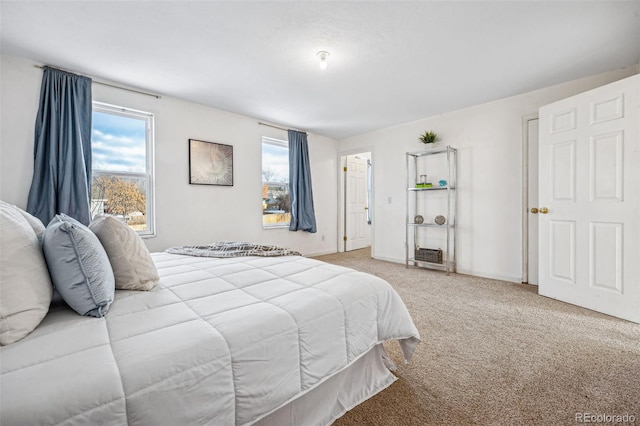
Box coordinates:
[314,248,640,425]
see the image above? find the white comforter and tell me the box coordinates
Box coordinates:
[1,253,420,425]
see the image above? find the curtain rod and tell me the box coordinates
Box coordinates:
[34,65,161,99]
[258,122,306,134]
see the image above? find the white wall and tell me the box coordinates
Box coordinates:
[3,53,637,278]
[339,65,639,282]
[0,55,338,256]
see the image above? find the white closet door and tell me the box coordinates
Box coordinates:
[538,74,639,323]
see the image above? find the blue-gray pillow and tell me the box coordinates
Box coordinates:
[42,214,115,317]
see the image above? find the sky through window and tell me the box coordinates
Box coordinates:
[92,111,146,173]
[262,142,288,182]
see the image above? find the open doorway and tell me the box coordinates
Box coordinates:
[522,115,539,285]
[338,151,373,253]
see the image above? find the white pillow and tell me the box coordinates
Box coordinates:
[0,202,53,345]
[89,216,159,291]
[0,201,45,241]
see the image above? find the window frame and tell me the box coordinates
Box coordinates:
[91,101,156,237]
[261,136,290,229]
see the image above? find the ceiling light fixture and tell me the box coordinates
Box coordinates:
[317,51,330,70]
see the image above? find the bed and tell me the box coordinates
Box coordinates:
[0,248,420,425]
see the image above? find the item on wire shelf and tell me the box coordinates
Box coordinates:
[435,215,446,225]
[415,183,433,188]
[414,215,424,224]
[414,247,443,264]
[438,179,447,186]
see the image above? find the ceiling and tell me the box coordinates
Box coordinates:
[1,1,639,139]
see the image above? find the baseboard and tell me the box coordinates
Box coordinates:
[371,255,405,264]
[305,249,338,257]
[321,251,522,284]
[455,268,522,284]
[371,256,522,283]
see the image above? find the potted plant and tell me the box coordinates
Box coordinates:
[419,131,441,144]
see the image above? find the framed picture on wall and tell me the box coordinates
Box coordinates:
[189,139,234,186]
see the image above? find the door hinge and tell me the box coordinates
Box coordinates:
[343,236,347,241]
[343,166,347,172]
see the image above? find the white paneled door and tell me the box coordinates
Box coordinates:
[345,155,369,251]
[538,74,639,323]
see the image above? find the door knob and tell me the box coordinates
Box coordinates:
[530,208,539,214]
[540,207,549,214]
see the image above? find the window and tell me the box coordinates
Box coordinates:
[262,137,290,228]
[91,102,155,236]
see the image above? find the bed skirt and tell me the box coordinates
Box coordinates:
[256,344,396,425]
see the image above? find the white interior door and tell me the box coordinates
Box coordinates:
[345,155,369,251]
[538,74,640,323]
[527,118,540,285]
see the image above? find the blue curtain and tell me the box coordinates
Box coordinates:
[27,67,93,226]
[288,130,317,233]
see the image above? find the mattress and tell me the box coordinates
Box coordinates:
[0,253,420,425]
